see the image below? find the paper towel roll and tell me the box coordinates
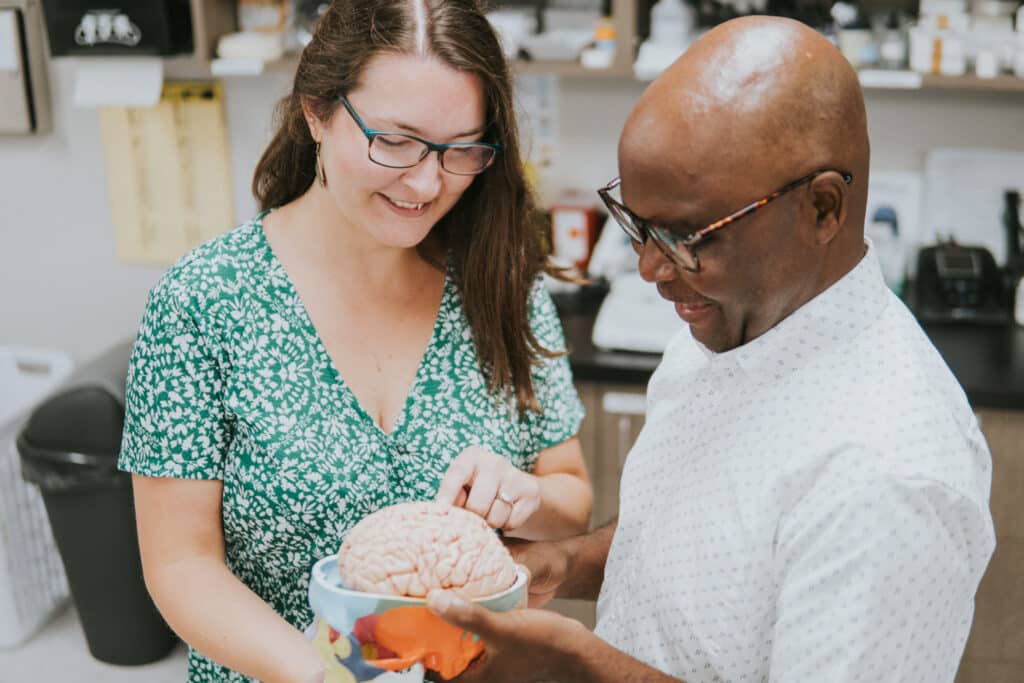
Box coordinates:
[72,57,163,108]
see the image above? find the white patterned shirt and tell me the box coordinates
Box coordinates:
[595,244,995,683]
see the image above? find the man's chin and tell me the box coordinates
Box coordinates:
[689,324,740,354]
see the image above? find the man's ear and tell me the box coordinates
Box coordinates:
[810,171,848,245]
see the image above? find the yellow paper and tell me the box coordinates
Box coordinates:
[99,82,235,265]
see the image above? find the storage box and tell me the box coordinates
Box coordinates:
[0,346,73,648]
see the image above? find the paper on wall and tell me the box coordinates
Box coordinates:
[99,82,235,265]
[73,57,163,108]
[923,147,1024,266]
[0,9,19,72]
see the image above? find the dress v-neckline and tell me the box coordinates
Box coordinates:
[254,210,451,440]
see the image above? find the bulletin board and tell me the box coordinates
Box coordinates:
[99,82,235,265]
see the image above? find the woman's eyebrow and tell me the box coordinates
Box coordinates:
[377,117,484,139]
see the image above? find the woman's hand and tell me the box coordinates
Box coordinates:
[435,446,541,531]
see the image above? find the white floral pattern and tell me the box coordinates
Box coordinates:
[118,213,584,682]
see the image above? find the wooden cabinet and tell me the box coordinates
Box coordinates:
[956,409,1024,683]
[544,380,647,630]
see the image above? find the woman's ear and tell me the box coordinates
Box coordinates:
[300,96,320,142]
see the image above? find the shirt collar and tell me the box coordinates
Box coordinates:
[702,240,891,380]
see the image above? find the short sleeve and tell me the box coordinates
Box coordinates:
[521,280,585,466]
[769,468,995,682]
[118,286,231,480]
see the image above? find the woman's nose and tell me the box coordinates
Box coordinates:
[400,151,443,198]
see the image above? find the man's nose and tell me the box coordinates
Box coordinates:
[401,151,443,198]
[636,239,677,283]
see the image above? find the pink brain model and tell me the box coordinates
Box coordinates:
[337,502,518,599]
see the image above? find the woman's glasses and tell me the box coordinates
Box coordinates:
[339,96,501,176]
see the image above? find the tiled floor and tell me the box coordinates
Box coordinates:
[0,603,188,682]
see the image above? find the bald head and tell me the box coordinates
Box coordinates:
[622,16,869,236]
[615,17,873,353]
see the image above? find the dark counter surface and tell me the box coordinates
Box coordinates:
[554,289,1024,411]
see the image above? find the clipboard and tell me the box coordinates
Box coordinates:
[99,82,235,265]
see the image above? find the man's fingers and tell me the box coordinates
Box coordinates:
[427,590,499,639]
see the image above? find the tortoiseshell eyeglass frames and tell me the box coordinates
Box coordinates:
[597,169,854,273]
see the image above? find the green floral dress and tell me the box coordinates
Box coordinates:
[118,213,584,682]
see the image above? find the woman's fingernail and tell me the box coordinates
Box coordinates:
[428,590,453,612]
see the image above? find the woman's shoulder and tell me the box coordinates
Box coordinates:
[148,214,271,309]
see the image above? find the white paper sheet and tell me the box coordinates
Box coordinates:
[72,57,163,108]
[923,148,1024,266]
[0,9,20,72]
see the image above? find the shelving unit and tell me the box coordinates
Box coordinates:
[203,0,1024,95]
[918,73,1024,92]
[498,0,1024,95]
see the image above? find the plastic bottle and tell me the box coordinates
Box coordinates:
[877,11,908,69]
[581,15,617,69]
[650,0,695,49]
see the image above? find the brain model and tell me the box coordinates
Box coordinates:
[337,502,518,599]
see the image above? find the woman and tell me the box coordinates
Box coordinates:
[118,1,591,682]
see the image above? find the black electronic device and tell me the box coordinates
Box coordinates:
[41,0,194,56]
[912,240,1010,324]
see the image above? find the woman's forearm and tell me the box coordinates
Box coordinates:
[512,471,593,540]
[145,555,324,683]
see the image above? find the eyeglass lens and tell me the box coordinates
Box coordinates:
[369,134,495,175]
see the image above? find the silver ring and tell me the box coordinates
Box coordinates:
[498,490,516,505]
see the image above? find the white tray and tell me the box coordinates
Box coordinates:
[0,346,74,648]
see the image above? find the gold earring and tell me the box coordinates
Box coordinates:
[315,142,327,187]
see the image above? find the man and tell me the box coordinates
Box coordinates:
[426,15,995,683]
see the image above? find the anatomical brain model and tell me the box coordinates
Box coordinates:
[337,501,518,599]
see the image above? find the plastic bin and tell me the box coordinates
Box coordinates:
[0,346,74,648]
[16,341,178,665]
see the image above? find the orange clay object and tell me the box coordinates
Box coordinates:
[363,606,484,680]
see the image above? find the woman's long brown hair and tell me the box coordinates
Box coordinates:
[253,0,559,414]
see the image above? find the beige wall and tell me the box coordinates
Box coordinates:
[2,61,1023,362]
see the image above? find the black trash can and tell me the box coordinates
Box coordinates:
[16,342,178,665]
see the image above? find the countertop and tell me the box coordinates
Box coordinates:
[554,288,1024,411]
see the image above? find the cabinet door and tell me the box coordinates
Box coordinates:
[956,409,1024,683]
[541,382,646,631]
[595,387,647,526]
[575,381,602,530]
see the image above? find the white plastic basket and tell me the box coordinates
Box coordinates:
[0,346,74,648]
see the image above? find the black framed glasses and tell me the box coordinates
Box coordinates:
[598,168,854,273]
[338,96,502,176]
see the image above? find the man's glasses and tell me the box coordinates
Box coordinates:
[598,169,854,273]
[339,96,501,176]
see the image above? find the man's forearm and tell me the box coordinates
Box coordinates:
[556,519,616,601]
[551,624,685,683]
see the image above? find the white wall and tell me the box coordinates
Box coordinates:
[0,61,292,362]
[2,61,1023,363]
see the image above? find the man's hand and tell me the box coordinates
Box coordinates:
[435,446,541,531]
[504,539,570,608]
[425,590,587,683]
